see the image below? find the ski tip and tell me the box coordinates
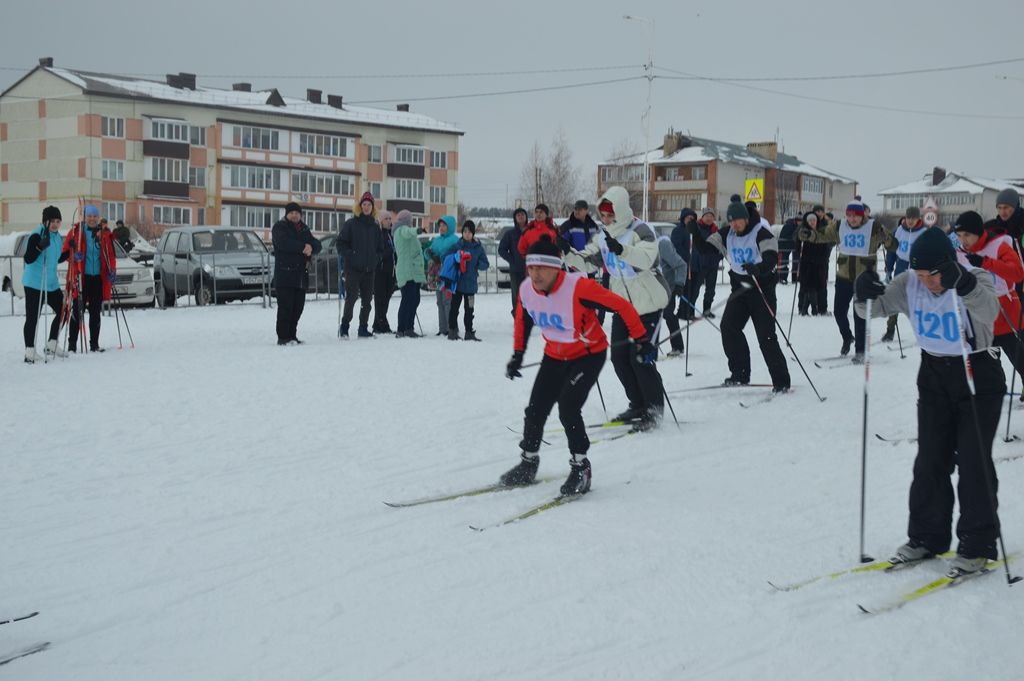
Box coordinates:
[468,525,485,532]
[857,604,873,614]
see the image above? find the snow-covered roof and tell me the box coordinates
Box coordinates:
[879,172,1022,196]
[603,135,854,183]
[31,67,462,135]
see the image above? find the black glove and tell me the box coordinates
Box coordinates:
[672,285,686,297]
[632,337,657,366]
[797,226,812,240]
[741,262,762,276]
[506,351,524,380]
[556,235,572,255]
[935,260,977,296]
[37,232,50,250]
[604,231,623,256]
[855,270,885,302]
[688,222,700,238]
[962,251,984,268]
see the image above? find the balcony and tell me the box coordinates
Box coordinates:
[654,179,707,192]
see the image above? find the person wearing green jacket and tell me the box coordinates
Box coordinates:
[394,210,426,337]
[798,199,895,362]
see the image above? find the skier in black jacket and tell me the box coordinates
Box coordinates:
[272,202,322,345]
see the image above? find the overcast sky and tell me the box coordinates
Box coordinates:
[2,0,1022,213]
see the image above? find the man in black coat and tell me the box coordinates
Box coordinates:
[272,202,322,345]
[498,207,528,317]
[778,215,799,284]
[372,210,397,333]
[338,191,384,338]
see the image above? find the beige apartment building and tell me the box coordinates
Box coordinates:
[880,168,1024,228]
[0,58,463,237]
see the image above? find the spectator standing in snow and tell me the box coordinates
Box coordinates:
[372,210,397,334]
[338,191,383,338]
[657,233,688,356]
[425,215,459,335]
[271,202,322,345]
[559,200,599,252]
[443,220,489,341]
[64,204,116,353]
[796,211,829,316]
[21,206,68,362]
[683,208,723,319]
[393,209,425,338]
[517,203,559,257]
[498,207,528,316]
[778,215,799,284]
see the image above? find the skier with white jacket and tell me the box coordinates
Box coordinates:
[565,186,670,429]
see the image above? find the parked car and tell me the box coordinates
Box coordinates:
[0,230,156,306]
[154,227,273,306]
[305,233,341,294]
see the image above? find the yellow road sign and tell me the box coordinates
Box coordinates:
[744,178,764,204]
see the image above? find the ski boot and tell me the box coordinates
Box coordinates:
[772,384,791,394]
[611,407,644,423]
[447,328,461,341]
[499,452,539,487]
[24,347,40,364]
[666,347,683,357]
[890,540,933,566]
[851,353,865,365]
[560,456,592,496]
[339,323,350,339]
[722,375,749,387]
[45,339,67,358]
[357,326,374,338]
[840,335,853,356]
[702,309,716,319]
[947,554,989,577]
[464,330,481,342]
[880,329,895,343]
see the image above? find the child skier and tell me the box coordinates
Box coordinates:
[855,225,1004,576]
[501,236,655,496]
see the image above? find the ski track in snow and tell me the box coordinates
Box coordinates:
[3,286,1024,680]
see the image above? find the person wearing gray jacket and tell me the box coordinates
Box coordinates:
[854,225,1004,576]
[657,235,688,355]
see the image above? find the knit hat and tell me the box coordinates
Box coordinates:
[598,199,614,215]
[525,234,563,269]
[513,207,528,221]
[534,203,550,216]
[812,204,825,213]
[953,210,984,236]
[726,200,749,223]
[845,200,865,216]
[394,209,413,227]
[379,210,393,222]
[284,202,301,214]
[359,191,375,205]
[905,206,921,220]
[462,220,476,235]
[909,227,956,272]
[701,207,715,218]
[84,204,100,217]
[42,205,61,223]
[574,199,589,210]
[997,188,1020,209]
[730,194,743,203]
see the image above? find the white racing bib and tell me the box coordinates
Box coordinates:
[905,273,973,356]
[955,234,1013,297]
[519,273,582,344]
[838,218,874,257]
[598,227,639,280]
[894,224,925,264]
[725,226,763,275]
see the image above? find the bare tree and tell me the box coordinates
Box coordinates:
[602,138,644,216]
[517,129,583,217]
[774,171,800,224]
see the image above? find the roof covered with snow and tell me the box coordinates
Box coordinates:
[879,172,1024,195]
[602,135,854,183]
[16,66,462,135]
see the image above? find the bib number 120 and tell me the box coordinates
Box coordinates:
[913,310,958,342]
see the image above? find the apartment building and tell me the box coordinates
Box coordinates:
[0,58,463,237]
[880,167,1024,227]
[598,130,857,224]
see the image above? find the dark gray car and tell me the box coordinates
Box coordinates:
[154,227,273,306]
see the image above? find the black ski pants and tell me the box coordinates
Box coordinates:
[520,351,606,456]
[680,267,718,318]
[342,268,374,329]
[373,267,395,330]
[449,293,475,334]
[68,274,102,350]
[720,283,790,389]
[661,295,684,352]
[509,272,525,318]
[834,278,865,352]
[910,350,1004,559]
[23,286,63,347]
[275,286,306,341]
[610,311,664,414]
[993,332,1024,388]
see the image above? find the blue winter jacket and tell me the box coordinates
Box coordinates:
[424,216,459,264]
[443,238,490,295]
[22,225,65,292]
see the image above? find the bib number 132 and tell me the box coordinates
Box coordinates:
[913,310,958,342]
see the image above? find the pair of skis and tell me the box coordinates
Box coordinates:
[770,552,1017,614]
[0,611,48,667]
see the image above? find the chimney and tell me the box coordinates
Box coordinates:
[663,130,681,157]
[232,82,252,92]
[396,104,410,112]
[38,57,53,68]
[747,142,778,162]
[166,74,182,88]
[306,89,322,104]
[179,72,196,90]
[932,166,947,186]
[327,94,344,109]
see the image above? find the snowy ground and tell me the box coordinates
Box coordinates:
[3,284,1024,680]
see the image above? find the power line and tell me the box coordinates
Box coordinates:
[655,67,1024,121]
[347,76,645,105]
[655,56,1024,83]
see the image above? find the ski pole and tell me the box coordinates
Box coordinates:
[37,240,49,363]
[994,303,1024,443]
[415,311,424,337]
[949,291,1021,585]
[858,297,874,563]
[685,237,694,376]
[749,276,827,402]
[595,378,608,421]
[662,288,739,344]
[786,268,798,339]
[661,383,680,428]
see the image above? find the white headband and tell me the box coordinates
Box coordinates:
[525,254,563,269]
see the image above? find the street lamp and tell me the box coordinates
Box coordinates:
[624,14,654,222]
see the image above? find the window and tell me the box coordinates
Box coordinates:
[149,157,188,183]
[227,165,283,191]
[691,166,706,181]
[369,182,381,198]
[190,126,206,146]
[802,176,824,194]
[368,145,382,163]
[298,133,354,158]
[430,186,446,204]
[395,178,424,200]
[153,206,192,225]
[189,167,206,188]
[291,170,353,196]
[197,208,206,225]
[102,160,124,181]
[101,116,124,138]
[664,167,679,181]
[303,209,350,232]
[412,216,423,230]
[430,151,448,168]
[103,202,125,222]
[150,119,189,142]
[228,205,283,228]
[393,145,425,165]
[230,125,281,151]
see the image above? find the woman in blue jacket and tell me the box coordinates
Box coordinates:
[444,220,489,341]
[22,206,68,362]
